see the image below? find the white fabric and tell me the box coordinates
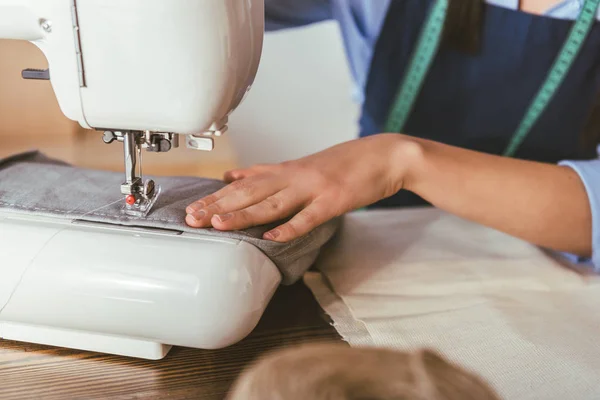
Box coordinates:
[305,208,600,400]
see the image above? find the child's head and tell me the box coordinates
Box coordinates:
[228,343,501,400]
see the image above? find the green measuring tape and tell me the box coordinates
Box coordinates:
[385,0,600,158]
[384,0,448,134]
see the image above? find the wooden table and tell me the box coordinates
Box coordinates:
[0,281,341,400]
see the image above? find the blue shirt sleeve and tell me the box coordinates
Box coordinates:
[265,0,332,31]
[559,152,600,271]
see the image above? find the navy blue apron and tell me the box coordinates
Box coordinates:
[361,0,600,208]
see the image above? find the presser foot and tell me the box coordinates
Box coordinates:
[102,130,177,218]
[121,180,162,218]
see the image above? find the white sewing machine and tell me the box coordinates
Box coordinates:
[0,0,283,359]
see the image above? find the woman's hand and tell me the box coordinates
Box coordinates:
[185,134,420,242]
[185,132,593,257]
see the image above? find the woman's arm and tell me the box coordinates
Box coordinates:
[406,137,593,257]
[185,134,596,261]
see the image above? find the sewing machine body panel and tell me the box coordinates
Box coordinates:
[77,0,264,135]
[0,0,86,126]
[0,0,265,135]
[0,219,61,311]
[0,0,273,359]
[0,213,281,357]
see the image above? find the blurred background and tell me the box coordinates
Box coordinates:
[0,21,359,180]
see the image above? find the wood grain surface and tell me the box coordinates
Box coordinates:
[0,281,342,400]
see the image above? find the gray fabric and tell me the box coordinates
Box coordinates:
[0,151,339,285]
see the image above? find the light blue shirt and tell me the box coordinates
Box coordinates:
[265,0,600,270]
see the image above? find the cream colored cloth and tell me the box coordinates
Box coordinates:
[305,208,600,400]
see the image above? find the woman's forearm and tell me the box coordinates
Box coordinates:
[403,137,592,257]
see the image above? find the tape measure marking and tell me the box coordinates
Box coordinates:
[503,0,600,156]
[384,0,600,158]
[384,0,448,133]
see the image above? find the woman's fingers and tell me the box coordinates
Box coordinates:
[186,192,220,215]
[186,174,285,228]
[263,201,336,242]
[187,165,280,216]
[210,188,306,231]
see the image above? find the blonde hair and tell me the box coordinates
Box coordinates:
[228,343,501,400]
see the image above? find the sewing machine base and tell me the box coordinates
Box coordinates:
[0,212,282,360]
[0,321,172,360]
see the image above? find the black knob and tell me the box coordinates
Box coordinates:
[148,137,172,152]
[157,138,172,152]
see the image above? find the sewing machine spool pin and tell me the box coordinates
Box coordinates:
[102,130,178,217]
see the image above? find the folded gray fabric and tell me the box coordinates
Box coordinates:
[0,151,339,285]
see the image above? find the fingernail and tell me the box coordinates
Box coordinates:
[216,213,233,223]
[264,230,280,240]
[189,210,206,221]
